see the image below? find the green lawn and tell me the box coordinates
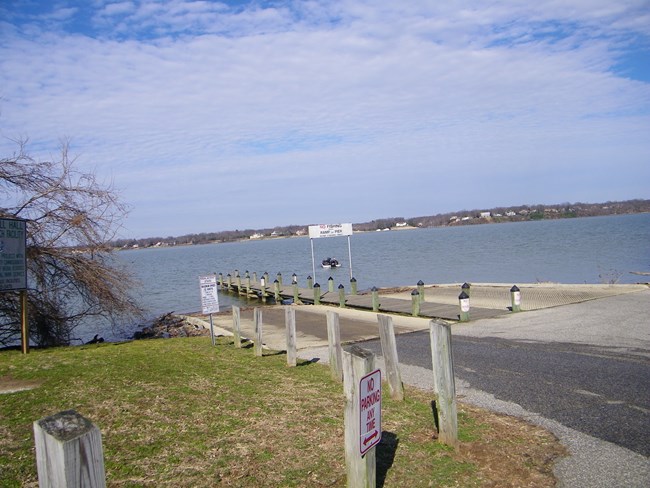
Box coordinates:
[0,337,562,487]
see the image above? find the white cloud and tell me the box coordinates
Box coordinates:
[1,1,649,237]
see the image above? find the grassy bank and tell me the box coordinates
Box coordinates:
[0,337,565,487]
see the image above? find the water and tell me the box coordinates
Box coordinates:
[95,213,649,341]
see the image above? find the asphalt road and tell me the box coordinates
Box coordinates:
[357,331,650,457]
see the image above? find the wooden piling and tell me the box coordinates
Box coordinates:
[338,284,346,308]
[34,410,106,488]
[371,287,379,312]
[377,314,404,400]
[429,320,458,447]
[343,345,377,488]
[285,306,297,367]
[327,310,343,381]
[232,306,242,348]
[254,307,263,357]
[411,290,420,317]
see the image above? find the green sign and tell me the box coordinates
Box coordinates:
[0,218,27,291]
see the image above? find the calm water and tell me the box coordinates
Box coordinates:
[93,213,649,341]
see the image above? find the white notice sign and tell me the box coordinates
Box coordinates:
[359,369,382,455]
[308,223,353,239]
[199,274,220,314]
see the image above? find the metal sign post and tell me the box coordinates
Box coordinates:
[199,274,220,346]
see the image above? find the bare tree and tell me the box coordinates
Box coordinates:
[1,138,142,347]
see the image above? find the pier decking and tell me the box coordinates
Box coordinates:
[217,273,508,321]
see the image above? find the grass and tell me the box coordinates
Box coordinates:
[0,336,565,487]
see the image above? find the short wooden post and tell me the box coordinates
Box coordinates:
[338,284,346,308]
[292,273,298,284]
[226,273,232,290]
[263,271,269,285]
[285,306,297,367]
[313,283,321,305]
[458,291,470,322]
[328,276,334,292]
[234,269,240,278]
[377,314,404,400]
[293,282,300,303]
[21,290,29,354]
[411,290,420,317]
[276,272,283,286]
[350,277,358,295]
[34,410,106,488]
[307,275,313,289]
[245,274,251,295]
[254,307,263,357]
[252,271,257,283]
[244,270,250,279]
[343,345,377,488]
[327,310,343,381]
[510,285,522,312]
[429,320,458,447]
[274,279,281,302]
[371,287,379,312]
[232,306,242,348]
[236,274,242,295]
[218,272,224,287]
[417,280,425,303]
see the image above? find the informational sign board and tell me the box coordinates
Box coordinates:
[0,218,27,292]
[308,223,353,239]
[199,274,220,314]
[359,369,382,455]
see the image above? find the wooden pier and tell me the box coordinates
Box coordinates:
[217,272,508,322]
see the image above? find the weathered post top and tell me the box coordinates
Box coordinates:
[35,410,95,442]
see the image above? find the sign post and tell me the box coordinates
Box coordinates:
[0,218,28,353]
[308,223,354,280]
[199,274,220,345]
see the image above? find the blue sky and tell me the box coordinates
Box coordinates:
[1,0,649,238]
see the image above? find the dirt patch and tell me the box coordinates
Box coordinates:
[456,404,568,487]
[0,375,42,394]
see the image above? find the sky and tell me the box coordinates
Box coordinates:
[1,0,649,239]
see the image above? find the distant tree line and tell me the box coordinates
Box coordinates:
[112,199,650,249]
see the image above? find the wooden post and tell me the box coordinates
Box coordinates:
[232,306,242,348]
[328,276,334,292]
[292,273,298,284]
[510,285,522,312]
[411,290,420,317]
[218,273,224,287]
[417,280,425,303]
[350,277,358,295]
[458,291,470,322]
[327,310,343,381]
[338,284,346,308]
[34,410,106,488]
[377,314,404,400]
[227,273,232,290]
[276,272,283,286]
[285,306,297,367]
[254,307,263,357]
[307,275,313,289]
[313,283,321,305]
[246,274,251,296]
[263,271,269,285]
[236,274,243,295]
[252,271,257,283]
[343,345,377,488]
[371,287,379,312]
[274,279,281,302]
[20,290,29,355]
[429,320,458,447]
[293,282,300,303]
